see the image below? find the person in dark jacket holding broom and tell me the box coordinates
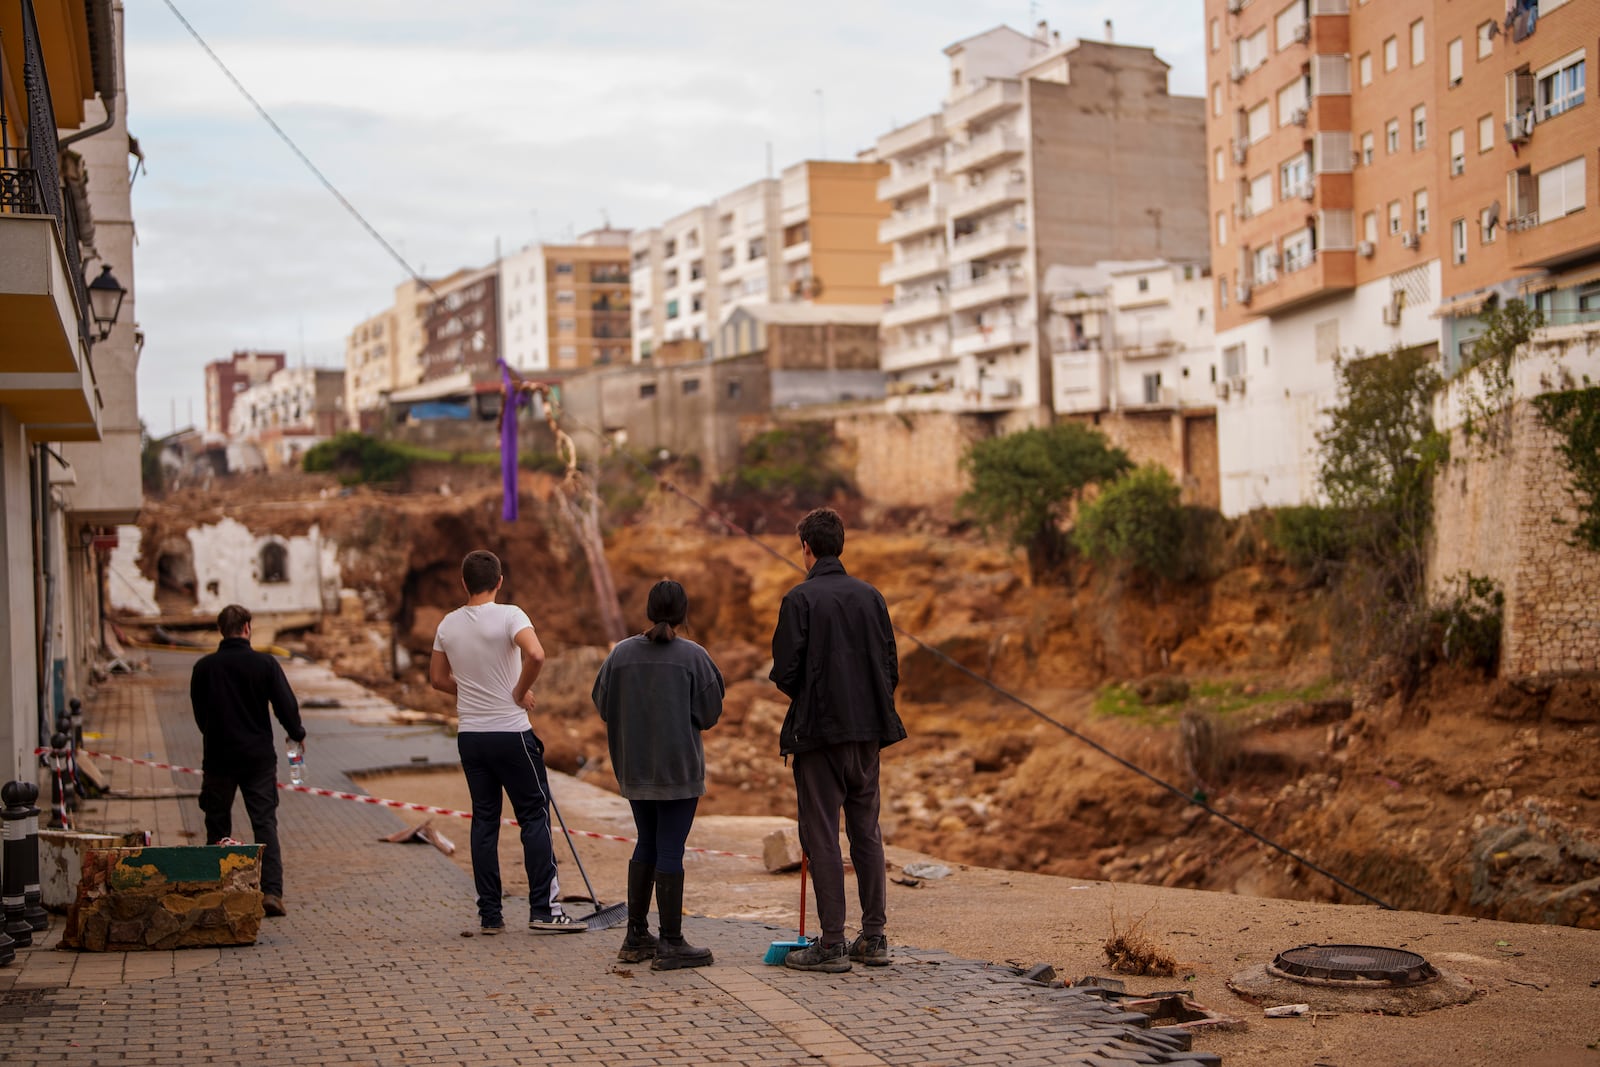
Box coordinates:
[770,506,905,973]
[592,579,724,970]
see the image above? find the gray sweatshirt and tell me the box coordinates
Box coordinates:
[592,634,724,800]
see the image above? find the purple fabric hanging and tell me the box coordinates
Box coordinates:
[500,362,518,522]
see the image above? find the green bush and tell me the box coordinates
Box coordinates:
[1073,465,1186,580]
[1430,573,1504,672]
[302,432,414,485]
[727,425,850,498]
[1270,505,1350,583]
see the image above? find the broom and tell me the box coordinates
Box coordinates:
[547,792,628,930]
[764,855,811,964]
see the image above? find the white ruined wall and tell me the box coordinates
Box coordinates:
[107,526,159,614]
[188,518,340,616]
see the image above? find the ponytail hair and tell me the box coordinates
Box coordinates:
[644,579,688,643]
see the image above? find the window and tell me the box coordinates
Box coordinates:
[720,248,735,269]
[747,237,765,260]
[1538,156,1588,221]
[1448,39,1464,86]
[1219,275,1229,309]
[260,543,288,584]
[1478,114,1494,152]
[1363,211,1378,243]
[1280,153,1310,199]
[691,294,703,313]
[1217,211,1228,245]
[1142,373,1164,405]
[1480,206,1498,244]
[1248,171,1273,216]
[665,268,679,288]
[727,378,743,399]
[1223,343,1246,378]
[556,291,575,304]
[1386,119,1400,154]
[1277,77,1308,125]
[1212,82,1222,117]
[666,299,679,319]
[681,378,700,395]
[557,345,577,365]
[1137,276,1150,292]
[663,239,677,258]
[1412,105,1427,150]
[555,262,574,275]
[639,382,657,399]
[1449,129,1466,175]
[689,260,704,281]
[1247,102,1271,144]
[1236,28,1269,71]
[557,318,575,333]
[1253,244,1279,284]
[1414,189,1429,234]
[1275,2,1305,51]
[1383,36,1398,72]
[1215,147,1225,181]
[1410,19,1425,65]
[1476,21,1495,59]
[1282,227,1314,272]
[1536,52,1586,120]
[1210,17,1220,51]
[1388,200,1402,234]
[1359,53,1372,86]
[1361,131,1374,165]
[1451,219,1467,264]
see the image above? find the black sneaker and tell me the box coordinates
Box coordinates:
[784,940,851,973]
[849,934,890,966]
[529,913,588,934]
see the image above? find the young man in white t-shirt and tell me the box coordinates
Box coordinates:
[430,550,585,934]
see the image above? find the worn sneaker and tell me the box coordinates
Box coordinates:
[479,923,505,936]
[784,940,852,973]
[849,934,890,966]
[529,913,588,934]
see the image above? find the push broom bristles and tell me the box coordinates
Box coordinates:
[764,856,810,964]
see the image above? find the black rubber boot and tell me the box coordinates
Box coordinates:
[617,861,658,963]
[650,871,713,971]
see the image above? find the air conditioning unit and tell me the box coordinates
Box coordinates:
[1230,64,1248,83]
[1232,142,1249,165]
[1382,301,1402,325]
[1504,112,1535,144]
[1291,107,1309,127]
[1292,22,1310,43]
[1400,231,1419,249]
[1450,156,1465,176]
[1356,240,1375,257]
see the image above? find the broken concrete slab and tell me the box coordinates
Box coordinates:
[62,844,264,951]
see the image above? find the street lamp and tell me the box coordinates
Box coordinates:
[87,265,126,341]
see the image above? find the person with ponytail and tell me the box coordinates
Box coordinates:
[591,579,724,970]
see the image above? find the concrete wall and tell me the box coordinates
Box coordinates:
[184,518,340,618]
[830,410,993,514]
[0,410,42,783]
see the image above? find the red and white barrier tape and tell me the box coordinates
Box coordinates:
[37,747,757,861]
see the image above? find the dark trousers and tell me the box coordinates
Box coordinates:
[628,797,699,874]
[199,756,283,897]
[457,730,561,925]
[793,740,887,945]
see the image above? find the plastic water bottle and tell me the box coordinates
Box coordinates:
[287,740,305,786]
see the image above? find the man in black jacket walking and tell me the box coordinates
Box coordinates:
[191,604,305,917]
[770,507,905,973]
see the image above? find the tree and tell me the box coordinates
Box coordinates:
[1074,465,1187,580]
[957,423,1131,579]
[140,421,164,494]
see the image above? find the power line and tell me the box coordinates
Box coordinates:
[538,396,1396,910]
[158,0,438,297]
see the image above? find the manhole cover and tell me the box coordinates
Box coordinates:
[1270,944,1438,986]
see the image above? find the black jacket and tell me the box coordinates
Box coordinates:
[770,557,905,756]
[191,637,305,767]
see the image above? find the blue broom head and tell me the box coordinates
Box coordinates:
[763,934,811,965]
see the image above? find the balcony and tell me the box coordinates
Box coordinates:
[0,1,99,441]
[881,292,948,330]
[944,79,1023,129]
[880,248,948,286]
[878,166,938,201]
[1244,249,1356,315]
[948,271,1029,312]
[946,128,1025,175]
[877,113,945,159]
[951,320,1033,356]
[951,222,1028,261]
[947,177,1028,221]
[781,239,811,263]
[880,334,950,373]
[879,205,943,244]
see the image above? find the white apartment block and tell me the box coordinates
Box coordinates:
[499,244,550,373]
[1049,260,1218,416]
[875,24,1209,424]
[345,308,397,425]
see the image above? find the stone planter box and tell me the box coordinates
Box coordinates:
[62,845,265,951]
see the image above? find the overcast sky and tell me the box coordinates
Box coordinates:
[126,0,1205,436]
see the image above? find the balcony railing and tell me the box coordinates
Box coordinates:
[879,205,943,244]
[1,0,92,349]
[944,79,1023,129]
[880,248,947,286]
[946,128,1025,175]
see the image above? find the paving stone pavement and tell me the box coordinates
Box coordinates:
[0,651,1222,1066]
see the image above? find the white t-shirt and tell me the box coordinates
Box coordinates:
[432,602,536,733]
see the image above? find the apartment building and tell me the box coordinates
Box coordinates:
[344,307,396,428]
[0,0,137,784]
[499,229,631,375]
[206,350,285,436]
[229,367,346,469]
[630,159,890,362]
[874,24,1208,425]
[1204,0,1597,514]
[419,266,499,382]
